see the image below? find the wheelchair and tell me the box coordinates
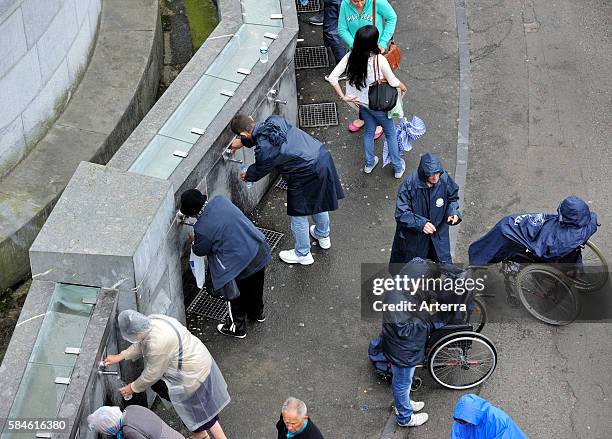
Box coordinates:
[498,240,608,325]
[408,323,497,392]
[409,279,496,391]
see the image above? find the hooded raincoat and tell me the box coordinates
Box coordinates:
[390,153,461,268]
[338,0,397,50]
[245,115,344,217]
[468,196,598,265]
[451,394,527,439]
[381,261,435,367]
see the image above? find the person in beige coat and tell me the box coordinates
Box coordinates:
[104,310,230,439]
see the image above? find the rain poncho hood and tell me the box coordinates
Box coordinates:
[451,394,527,438]
[118,310,152,343]
[469,196,598,265]
[417,152,444,183]
[88,406,122,435]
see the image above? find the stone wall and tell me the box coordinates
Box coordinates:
[0,0,299,434]
[0,0,101,177]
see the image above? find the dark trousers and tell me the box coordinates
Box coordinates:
[323,0,346,64]
[229,267,266,332]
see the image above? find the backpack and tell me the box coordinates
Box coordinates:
[368,336,392,381]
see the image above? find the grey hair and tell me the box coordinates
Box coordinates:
[282,397,307,418]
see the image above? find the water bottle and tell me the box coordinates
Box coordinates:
[241,165,253,189]
[259,42,269,64]
[116,379,133,400]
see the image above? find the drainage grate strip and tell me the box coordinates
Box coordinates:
[295,0,321,13]
[299,102,338,128]
[257,227,284,250]
[187,289,228,321]
[275,177,288,190]
[294,46,329,70]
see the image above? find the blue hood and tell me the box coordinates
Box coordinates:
[453,394,488,425]
[417,153,444,182]
[252,118,288,148]
[558,196,592,227]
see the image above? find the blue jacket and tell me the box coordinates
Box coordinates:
[192,196,271,289]
[390,153,461,267]
[469,196,598,265]
[451,394,527,439]
[245,115,344,216]
[381,261,434,368]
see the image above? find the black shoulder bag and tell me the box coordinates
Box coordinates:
[368,55,398,112]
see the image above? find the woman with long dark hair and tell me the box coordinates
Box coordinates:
[328,25,407,178]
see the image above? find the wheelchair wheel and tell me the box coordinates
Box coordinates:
[466,296,486,333]
[428,331,497,390]
[572,241,609,293]
[516,265,580,325]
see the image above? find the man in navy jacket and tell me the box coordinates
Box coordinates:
[180,190,271,339]
[381,260,431,428]
[390,153,461,274]
[230,114,344,266]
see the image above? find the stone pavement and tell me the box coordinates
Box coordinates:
[153,0,612,438]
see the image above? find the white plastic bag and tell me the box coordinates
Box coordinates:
[388,91,404,119]
[189,248,206,289]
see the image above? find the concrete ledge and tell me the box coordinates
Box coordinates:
[0,0,163,292]
[109,0,299,214]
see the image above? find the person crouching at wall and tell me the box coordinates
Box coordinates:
[88,405,184,439]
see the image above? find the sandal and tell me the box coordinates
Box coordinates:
[374,126,383,140]
[348,120,364,132]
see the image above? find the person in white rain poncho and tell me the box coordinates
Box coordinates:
[103,310,230,439]
[88,405,184,439]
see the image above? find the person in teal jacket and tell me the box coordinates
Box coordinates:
[337,0,397,134]
[451,394,528,439]
[338,0,397,52]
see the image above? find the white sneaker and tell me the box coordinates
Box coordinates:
[411,400,425,412]
[393,401,424,417]
[279,249,314,265]
[394,158,406,179]
[309,225,331,249]
[398,413,429,427]
[364,156,379,174]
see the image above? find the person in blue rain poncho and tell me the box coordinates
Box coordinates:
[450,394,527,438]
[468,196,598,265]
[390,152,461,273]
[229,114,344,266]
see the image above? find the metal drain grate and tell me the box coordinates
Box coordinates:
[299,102,338,128]
[275,177,288,190]
[294,46,329,70]
[257,227,284,250]
[187,288,228,321]
[295,0,320,13]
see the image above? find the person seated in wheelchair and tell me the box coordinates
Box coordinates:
[468,195,598,266]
